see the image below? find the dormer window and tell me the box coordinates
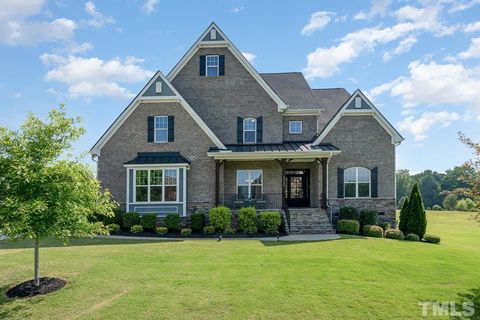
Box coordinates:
[206,55,219,77]
[243,118,257,143]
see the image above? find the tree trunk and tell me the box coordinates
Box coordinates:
[34,238,40,286]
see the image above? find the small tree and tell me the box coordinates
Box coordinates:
[398,196,410,234]
[406,183,427,238]
[443,193,458,211]
[0,107,116,287]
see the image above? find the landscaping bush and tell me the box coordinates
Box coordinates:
[190,213,205,231]
[165,213,180,231]
[432,204,443,211]
[423,234,441,244]
[456,199,468,211]
[123,212,140,229]
[155,227,168,235]
[130,225,143,233]
[399,183,427,238]
[385,229,404,240]
[378,222,391,231]
[259,211,281,235]
[203,225,216,235]
[141,213,157,231]
[107,223,120,233]
[101,208,125,226]
[209,206,231,231]
[362,225,372,236]
[339,207,359,221]
[243,226,257,235]
[405,233,420,241]
[336,219,360,235]
[180,228,192,237]
[359,209,378,226]
[223,227,236,235]
[237,207,257,231]
[398,197,409,235]
[365,225,383,238]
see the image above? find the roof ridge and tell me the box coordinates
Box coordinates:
[312,88,346,90]
[260,72,303,75]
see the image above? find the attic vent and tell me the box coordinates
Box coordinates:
[355,97,361,108]
[210,29,217,40]
[155,82,162,94]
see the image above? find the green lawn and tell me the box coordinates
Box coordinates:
[1,211,479,320]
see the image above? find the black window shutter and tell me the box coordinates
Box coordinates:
[199,55,206,76]
[168,116,174,142]
[237,117,243,144]
[256,116,263,143]
[219,55,225,76]
[337,168,344,198]
[371,167,378,198]
[147,116,154,143]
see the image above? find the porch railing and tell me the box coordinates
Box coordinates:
[219,193,283,210]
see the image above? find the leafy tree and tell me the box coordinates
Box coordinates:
[465,198,476,212]
[456,199,468,211]
[0,107,116,286]
[406,183,427,238]
[458,133,480,222]
[443,193,458,211]
[398,196,410,234]
[396,169,413,204]
[442,166,475,192]
[416,171,442,208]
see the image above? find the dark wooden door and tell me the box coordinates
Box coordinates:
[285,169,310,207]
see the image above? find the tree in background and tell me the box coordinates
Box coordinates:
[442,166,475,192]
[398,196,410,234]
[458,133,480,222]
[416,171,442,208]
[396,169,413,205]
[0,107,116,288]
[399,183,427,238]
[443,193,458,211]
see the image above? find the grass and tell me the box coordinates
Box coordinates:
[1,211,479,319]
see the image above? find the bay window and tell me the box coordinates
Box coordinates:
[135,168,178,202]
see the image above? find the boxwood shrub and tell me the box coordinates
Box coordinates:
[259,211,281,235]
[405,233,420,241]
[141,213,157,231]
[209,206,231,231]
[336,219,360,235]
[123,212,140,229]
[223,227,236,235]
[423,234,441,244]
[155,227,168,235]
[203,225,216,235]
[385,229,404,240]
[243,226,257,235]
[165,213,180,231]
[362,225,372,236]
[339,207,359,221]
[190,213,205,231]
[130,225,143,233]
[365,225,383,238]
[107,223,120,233]
[180,228,192,237]
[237,207,257,232]
[359,209,378,226]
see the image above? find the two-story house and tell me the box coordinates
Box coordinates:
[90,23,404,234]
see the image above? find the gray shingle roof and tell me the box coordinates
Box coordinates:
[312,88,351,133]
[209,142,340,153]
[124,152,190,165]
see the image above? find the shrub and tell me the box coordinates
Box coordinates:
[237,207,257,231]
[465,198,476,211]
[165,213,180,231]
[180,228,192,237]
[336,219,360,235]
[155,227,168,235]
[443,193,458,211]
[456,199,468,211]
[378,222,391,231]
[243,226,257,235]
[209,206,231,231]
[223,227,236,235]
[141,213,157,231]
[130,225,143,233]
[339,207,359,221]
[423,234,441,244]
[398,197,409,235]
[107,223,120,233]
[259,211,281,235]
[362,225,372,236]
[102,208,124,226]
[405,233,420,241]
[190,213,205,231]
[432,204,443,211]
[385,229,404,240]
[359,209,378,226]
[123,212,140,229]
[203,225,216,235]
[365,225,383,238]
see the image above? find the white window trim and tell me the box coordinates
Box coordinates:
[243,118,257,144]
[344,167,371,199]
[236,169,263,198]
[134,168,179,203]
[205,54,219,77]
[289,120,303,134]
[154,115,168,143]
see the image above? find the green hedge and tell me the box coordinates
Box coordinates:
[336,219,360,235]
[259,211,281,235]
[180,228,192,237]
[405,233,420,241]
[130,225,143,233]
[339,207,359,221]
[385,229,404,240]
[165,213,180,231]
[359,209,378,226]
[107,223,120,233]
[155,227,168,235]
[209,206,231,231]
[423,234,441,244]
[123,212,140,229]
[190,213,205,231]
[223,227,236,235]
[141,213,157,231]
[203,225,216,235]
[365,225,383,238]
[237,207,257,232]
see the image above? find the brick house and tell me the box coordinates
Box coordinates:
[90,23,404,234]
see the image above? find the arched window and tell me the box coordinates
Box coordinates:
[243,118,257,143]
[344,167,371,198]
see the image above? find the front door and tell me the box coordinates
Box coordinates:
[285,169,310,207]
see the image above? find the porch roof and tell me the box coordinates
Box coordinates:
[124,152,190,165]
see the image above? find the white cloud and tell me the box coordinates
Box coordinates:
[354,0,392,20]
[242,52,257,63]
[142,0,159,14]
[40,53,154,99]
[448,0,480,13]
[0,0,76,45]
[82,1,114,28]
[301,11,333,36]
[65,41,93,54]
[397,111,460,141]
[459,37,480,59]
[383,36,417,61]
[465,21,480,33]
[231,6,244,13]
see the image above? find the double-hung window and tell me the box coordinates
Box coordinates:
[344,167,371,198]
[243,118,256,143]
[155,116,168,143]
[135,168,178,202]
[237,170,263,198]
[289,121,302,134]
[206,55,219,77]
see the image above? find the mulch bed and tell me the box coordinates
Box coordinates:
[111,230,283,239]
[5,277,66,298]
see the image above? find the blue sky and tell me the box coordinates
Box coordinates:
[1,0,480,173]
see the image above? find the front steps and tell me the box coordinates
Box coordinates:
[288,208,336,234]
